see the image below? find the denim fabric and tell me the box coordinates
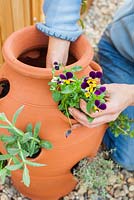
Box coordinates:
[36,0,82,41]
[98,37,134,171]
[106,0,134,62]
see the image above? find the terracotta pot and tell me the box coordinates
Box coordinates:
[0,26,107,200]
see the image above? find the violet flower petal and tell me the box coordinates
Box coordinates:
[84,77,89,82]
[89,71,96,79]
[55,65,59,70]
[95,100,100,107]
[60,74,66,79]
[100,86,106,92]
[81,82,89,89]
[94,90,101,95]
[66,72,73,79]
[53,61,58,65]
[96,71,102,78]
[99,103,107,110]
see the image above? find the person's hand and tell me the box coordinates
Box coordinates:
[46,36,70,68]
[69,84,134,128]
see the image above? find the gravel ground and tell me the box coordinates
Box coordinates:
[0,0,134,200]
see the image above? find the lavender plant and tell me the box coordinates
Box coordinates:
[0,106,52,187]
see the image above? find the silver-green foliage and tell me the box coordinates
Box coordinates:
[73,152,120,198]
[0,106,52,187]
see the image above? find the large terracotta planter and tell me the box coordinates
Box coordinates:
[0,26,107,200]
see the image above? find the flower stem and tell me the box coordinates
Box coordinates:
[65,105,72,129]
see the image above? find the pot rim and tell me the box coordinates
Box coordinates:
[2,26,94,79]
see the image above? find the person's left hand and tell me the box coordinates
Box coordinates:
[69,83,134,128]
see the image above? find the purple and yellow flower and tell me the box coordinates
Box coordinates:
[94,86,106,96]
[89,71,102,79]
[60,72,74,84]
[81,71,101,97]
[95,100,107,110]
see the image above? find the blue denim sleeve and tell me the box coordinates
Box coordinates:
[36,0,83,41]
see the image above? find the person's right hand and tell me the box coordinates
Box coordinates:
[46,36,70,68]
[69,83,134,128]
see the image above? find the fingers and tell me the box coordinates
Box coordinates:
[80,99,113,118]
[71,123,82,130]
[69,106,119,128]
[69,107,92,128]
[80,99,91,116]
[46,36,70,68]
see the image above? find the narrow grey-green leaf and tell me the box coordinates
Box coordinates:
[6,163,23,171]
[12,105,24,125]
[0,125,10,129]
[34,122,41,137]
[21,150,29,158]
[7,147,20,155]
[23,165,30,187]
[26,123,33,132]
[0,154,12,161]
[0,135,16,143]
[0,113,7,121]
[25,160,46,167]
[21,132,32,143]
[12,157,21,165]
[41,141,53,149]
[0,168,7,183]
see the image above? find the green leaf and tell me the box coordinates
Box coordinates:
[70,66,82,72]
[12,105,24,125]
[52,91,61,102]
[34,122,41,137]
[26,123,33,132]
[25,160,46,167]
[6,163,23,171]
[0,154,12,161]
[0,113,7,121]
[79,19,85,29]
[40,141,53,149]
[21,132,32,143]
[87,116,94,123]
[86,100,94,113]
[61,85,73,94]
[130,130,134,138]
[23,165,30,187]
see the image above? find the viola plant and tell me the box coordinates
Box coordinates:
[0,106,53,187]
[49,62,107,136]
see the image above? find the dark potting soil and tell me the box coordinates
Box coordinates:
[18,47,76,68]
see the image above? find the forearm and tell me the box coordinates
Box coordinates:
[36,0,82,42]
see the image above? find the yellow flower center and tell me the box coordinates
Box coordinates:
[64,80,71,84]
[85,92,90,98]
